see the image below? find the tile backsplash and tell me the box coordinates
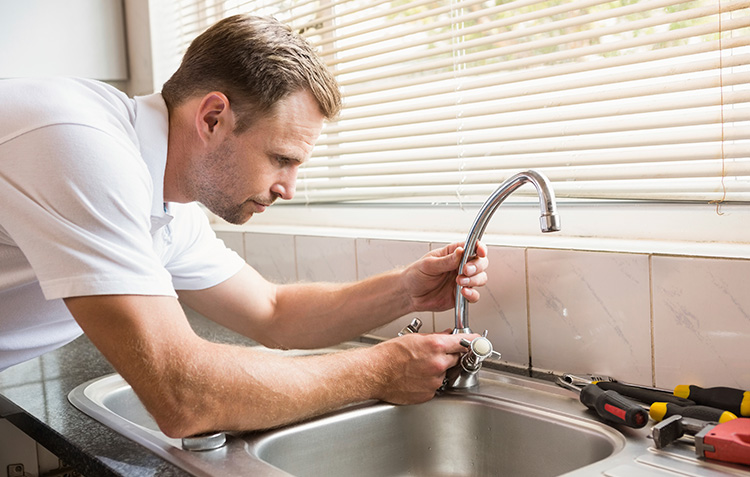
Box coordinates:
[218,230,750,390]
[527,249,652,385]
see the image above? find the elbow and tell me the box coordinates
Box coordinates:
[132,378,223,439]
[147,398,212,439]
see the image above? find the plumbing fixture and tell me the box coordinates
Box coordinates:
[454,170,560,334]
[182,431,227,451]
[446,170,560,389]
[398,317,423,336]
[444,332,501,389]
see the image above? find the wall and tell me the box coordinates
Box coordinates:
[0,0,128,81]
[215,226,750,391]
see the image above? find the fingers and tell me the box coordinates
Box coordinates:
[456,241,488,297]
[460,286,481,303]
[459,241,488,275]
[424,241,488,276]
[413,246,460,278]
[436,333,474,355]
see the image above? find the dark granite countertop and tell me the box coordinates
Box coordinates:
[0,306,258,477]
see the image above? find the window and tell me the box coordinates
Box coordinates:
[166,0,749,207]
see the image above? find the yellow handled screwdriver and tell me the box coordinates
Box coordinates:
[649,402,737,423]
[673,385,750,417]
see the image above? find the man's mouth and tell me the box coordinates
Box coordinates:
[252,200,272,212]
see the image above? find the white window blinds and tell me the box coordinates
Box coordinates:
[169,0,750,204]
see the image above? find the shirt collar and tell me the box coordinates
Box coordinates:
[133,93,173,232]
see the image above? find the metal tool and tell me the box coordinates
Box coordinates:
[652,415,750,466]
[561,373,694,406]
[556,377,648,429]
[652,414,712,449]
[695,417,750,465]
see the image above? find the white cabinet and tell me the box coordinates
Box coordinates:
[0,0,128,80]
[0,419,36,476]
[0,419,76,477]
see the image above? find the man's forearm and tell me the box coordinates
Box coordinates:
[155,339,387,436]
[136,332,464,437]
[269,268,414,348]
[180,264,416,350]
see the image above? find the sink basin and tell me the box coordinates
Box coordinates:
[249,394,617,477]
[70,342,737,477]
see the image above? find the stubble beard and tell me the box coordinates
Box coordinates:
[191,139,256,225]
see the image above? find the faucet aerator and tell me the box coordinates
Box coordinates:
[541,213,561,233]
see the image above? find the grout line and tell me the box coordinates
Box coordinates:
[353,237,360,281]
[293,235,299,282]
[648,254,656,388]
[525,248,533,376]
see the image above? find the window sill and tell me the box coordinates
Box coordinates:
[210,201,750,259]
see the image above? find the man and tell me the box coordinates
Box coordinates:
[0,15,488,437]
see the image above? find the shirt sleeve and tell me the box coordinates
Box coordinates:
[162,202,247,291]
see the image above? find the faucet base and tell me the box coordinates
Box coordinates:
[443,365,479,390]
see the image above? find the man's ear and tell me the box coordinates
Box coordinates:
[195,92,234,144]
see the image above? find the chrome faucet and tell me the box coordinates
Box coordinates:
[444,170,561,390]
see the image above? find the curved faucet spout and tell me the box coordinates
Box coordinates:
[453,170,560,334]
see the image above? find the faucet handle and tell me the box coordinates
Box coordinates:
[460,332,501,360]
[460,335,502,374]
[469,336,501,361]
[443,334,501,390]
[397,317,423,336]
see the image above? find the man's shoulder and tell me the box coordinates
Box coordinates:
[1,77,136,140]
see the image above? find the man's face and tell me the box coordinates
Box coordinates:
[191,90,325,224]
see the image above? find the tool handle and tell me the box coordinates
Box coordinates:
[674,385,750,417]
[650,402,737,423]
[596,382,694,406]
[696,418,750,466]
[580,384,648,429]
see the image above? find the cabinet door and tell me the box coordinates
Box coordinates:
[0,419,37,475]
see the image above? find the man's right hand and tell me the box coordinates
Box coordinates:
[367,333,473,405]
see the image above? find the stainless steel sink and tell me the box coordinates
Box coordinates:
[68,343,745,477]
[249,393,618,477]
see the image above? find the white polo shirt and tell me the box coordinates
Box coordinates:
[0,78,246,370]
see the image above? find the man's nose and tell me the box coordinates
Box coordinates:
[271,173,296,200]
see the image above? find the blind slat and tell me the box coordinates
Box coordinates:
[331,0,719,75]
[302,142,750,177]
[318,89,750,144]
[314,122,750,157]
[340,14,750,90]
[337,53,750,122]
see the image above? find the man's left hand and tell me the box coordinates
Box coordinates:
[402,242,488,312]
